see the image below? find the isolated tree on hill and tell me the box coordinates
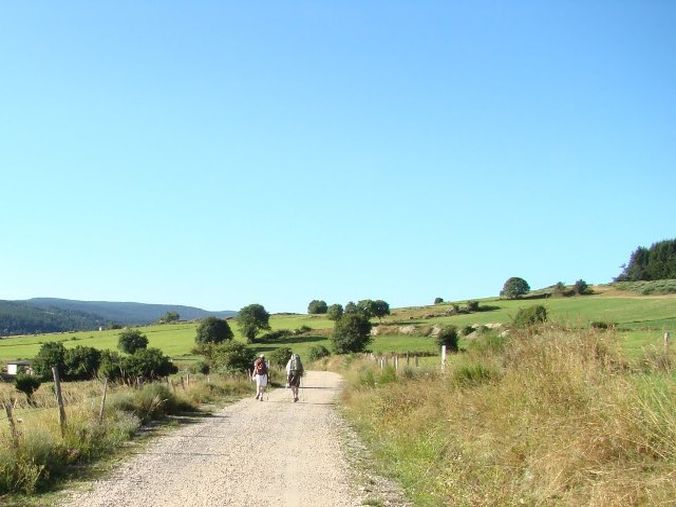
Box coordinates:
[372,300,390,321]
[307,300,328,314]
[195,317,233,345]
[500,277,530,299]
[327,303,344,321]
[574,279,589,295]
[238,304,271,343]
[434,297,444,304]
[331,313,372,354]
[118,329,149,354]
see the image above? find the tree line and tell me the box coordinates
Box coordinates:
[615,238,676,281]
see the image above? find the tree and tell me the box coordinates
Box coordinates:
[195,317,233,346]
[344,301,358,314]
[434,297,444,304]
[122,348,178,381]
[269,347,293,367]
[331,313,372,354]
[574,279,589,295]
[118,329,149,354]
[371,300,390,321]
[500,277,530,299]
[327,304,344,321]
[616,239,676,281]
[14,373,41,405]
[512,305,547,327]
[307,300,328,314]
[32,342,67,379]
[357,299,375,317]
[159,311,180,323]
[238,304,271,343]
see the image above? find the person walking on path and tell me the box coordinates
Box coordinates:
[252,353,269,401]
[285,352,304,402]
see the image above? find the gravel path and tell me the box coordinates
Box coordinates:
[65,371,364,507]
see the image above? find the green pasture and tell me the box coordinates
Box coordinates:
[1,294,673,364]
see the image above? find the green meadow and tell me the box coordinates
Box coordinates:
[1,292,673,364]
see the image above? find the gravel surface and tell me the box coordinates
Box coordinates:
[64,371,384,507]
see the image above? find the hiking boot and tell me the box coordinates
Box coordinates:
[293,397,298,402]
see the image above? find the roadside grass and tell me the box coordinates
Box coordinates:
[340,327,676,505]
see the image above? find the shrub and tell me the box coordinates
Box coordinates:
[117,329,149,354]
[258,329,292,341]
[293,325,312,335]
[269,347,293,367]
[512,305,547,327]
[574,279,590,295]
[435,325,459,352]
[461,325,475,336]
[64,345,101,380]
[332,313,372,354]
[31,342,66,380]
[191,360,210,375]
[210,341,256,373]
[434,297,444,304]
[307,344,331,362]
[195,317,233,346]
[452,362,498,386]
[591,321,612,330]
[14,373,42,405]
[466,300,479,312]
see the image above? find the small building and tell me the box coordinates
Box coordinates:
[7,360,32,375]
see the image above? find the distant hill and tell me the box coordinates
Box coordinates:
[25,298,236,325]
[0,300,107,336]
[0,298,237,336]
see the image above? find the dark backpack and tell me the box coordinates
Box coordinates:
[254,359,268,375]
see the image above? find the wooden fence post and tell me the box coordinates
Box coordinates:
[664,332,671,356]
[98,378,108,424]
[441,345,447,370]
[52,367,67,437]
[4,401,19,448]
[394,355,399,371]
[415,355,419,367]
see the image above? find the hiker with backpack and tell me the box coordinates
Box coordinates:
[285,352,304,402]
[252,353,269,401]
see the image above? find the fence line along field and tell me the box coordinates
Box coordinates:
[1,289,674,364]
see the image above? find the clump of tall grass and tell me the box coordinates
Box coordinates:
[341,326,676,505]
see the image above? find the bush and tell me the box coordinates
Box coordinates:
[191,360,210,375]
[269,347,293,367]
[64,346,101,380]
[195,317,233,345]
[31,342,66,380]
[210,341,256,373]
[574,279,590,295]
[461,325,475,336]
[591,321,614,330]
[293,325,312,335]
[435,325,459,352]
[512,305,547,327]
[14,373,42,404]
[258,329,292,341]
[466,300,480,312]
[307,344,331,362]
[327,304,344,321]
[332,313,372,354]
[434,297,444,304]
[117,329,149,354]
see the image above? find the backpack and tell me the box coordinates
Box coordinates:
[289,354,303,374]
[254,359,268,375]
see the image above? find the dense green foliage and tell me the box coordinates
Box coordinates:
[210,341,257,373]
[237,304,271,343]
[99,348,177,383]
[307,300,328,314]
[64,345,102,380]
[616,239,676,281]
[195,317,233,345]
[512,305,548,327]
[13,373,42,404]
[332,313,372,353]
[31,342,67,379]
[500,277,530,298]
[327,303,344,321]
[269,346,293,367]
[356,299,391,320]
[307,344,331,361]
[159,311,180,323]
[117,329,149,354]
[574,279,589,295]
[434,297,444,304]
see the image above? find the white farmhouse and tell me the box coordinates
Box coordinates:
[6,360,32,375]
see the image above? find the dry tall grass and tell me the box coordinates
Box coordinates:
[342,327,675,506]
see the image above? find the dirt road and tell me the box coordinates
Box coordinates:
[65,371,371,506]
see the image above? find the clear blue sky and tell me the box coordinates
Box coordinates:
[1,2,674,313]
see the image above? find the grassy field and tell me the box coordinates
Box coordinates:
[1,291,673,364]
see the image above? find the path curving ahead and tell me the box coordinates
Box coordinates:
[65,371,361,507]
